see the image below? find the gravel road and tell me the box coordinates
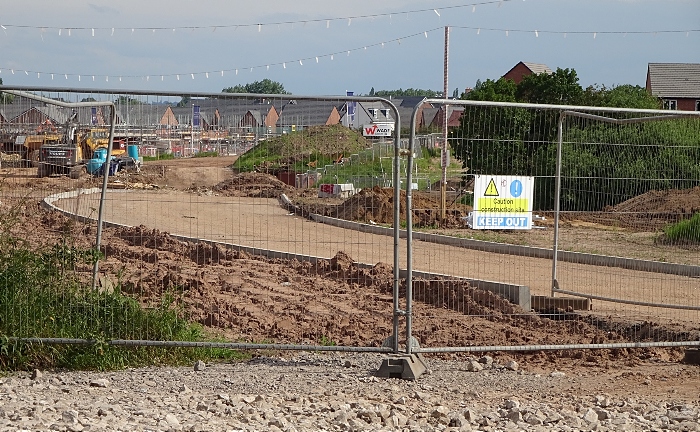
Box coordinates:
[2,352,700,431]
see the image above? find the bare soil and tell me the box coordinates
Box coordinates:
[2,156,700,401]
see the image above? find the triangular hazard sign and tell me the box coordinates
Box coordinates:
[484,178,499,197]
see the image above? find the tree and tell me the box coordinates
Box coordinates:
[583,84,660,109]
[462,78,517,103]
[515,68,583,105]
[369,87,375,96]
[177,95,191,107]
[373,88,440,98]
[0,78,14,104]
[114,96,141,105]
[222,79,289,94]
[80,97,97,103]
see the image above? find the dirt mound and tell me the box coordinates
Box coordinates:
[570,186,700,231]
[211,172,295,198]
[330,186,469,228]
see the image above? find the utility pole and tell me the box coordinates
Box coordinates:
[440,26,450,223]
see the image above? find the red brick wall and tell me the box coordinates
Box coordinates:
[503,63,532,85]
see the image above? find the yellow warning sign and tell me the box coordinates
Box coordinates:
[476,198,530,213]
[484,178,499,197]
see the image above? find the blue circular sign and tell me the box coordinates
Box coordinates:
[510,180,523,198]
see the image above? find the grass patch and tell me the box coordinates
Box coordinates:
[142,153,175,162]
[662,213,700,244]
[0,207,246,371]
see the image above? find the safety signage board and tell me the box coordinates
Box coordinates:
[472,175,534,230]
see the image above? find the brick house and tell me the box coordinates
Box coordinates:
[646,63,700,111]
[502,61,553,84]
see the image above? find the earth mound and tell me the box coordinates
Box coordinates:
[211,172,295,198]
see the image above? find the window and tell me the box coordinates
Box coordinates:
[663,99,677,110]
[368,108,378,119]
[380,109,390,119]
[696,100,700,111]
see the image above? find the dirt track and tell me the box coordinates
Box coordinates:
[4,156,700,399]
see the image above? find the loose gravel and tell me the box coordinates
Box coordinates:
[1,353,699,431]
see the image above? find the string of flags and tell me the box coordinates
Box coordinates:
[0,0,512,36]
[0,20,697,85]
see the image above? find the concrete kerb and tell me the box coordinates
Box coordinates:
[44,189,532,311]
[307,211,700,278]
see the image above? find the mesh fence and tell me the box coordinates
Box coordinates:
[406,100,700,353]
[0,87,401,352]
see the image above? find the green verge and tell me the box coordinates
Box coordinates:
[663,213,700,244]
[0,210,246,371]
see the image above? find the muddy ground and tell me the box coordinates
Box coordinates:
[2,156,700,399]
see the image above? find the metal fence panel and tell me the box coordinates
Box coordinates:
[406,99,700,353]
[0,86,401,353]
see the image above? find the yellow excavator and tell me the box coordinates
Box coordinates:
[37,112,126,178]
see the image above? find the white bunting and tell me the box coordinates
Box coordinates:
[434,9,440,17]
[283,62,286,69]
[535,30,538,37]
[176,75,179,80]
[299,60,303,66]
[91,28,94,36]
[58,28,62,36]
[593,32,597,39]
[472,5,476,12]
[235,69,238,75]
[315,57,319,63]
[111,28,114,36]
[51,74,54,80]
[68,29,71,36]
[326,20,330,28]
[191,73,194,79]
[348,18,351,26]
[477,28,481,35]
[330,54,334,60]
[258,24,261,32]
[424,32,427,38]
[205,72,209,78]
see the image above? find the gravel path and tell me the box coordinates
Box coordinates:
[2,353,699,431]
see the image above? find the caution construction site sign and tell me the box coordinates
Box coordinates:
[472,175,534,230]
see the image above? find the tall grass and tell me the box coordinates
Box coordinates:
[663,213,700,244]
[0,201,246,371]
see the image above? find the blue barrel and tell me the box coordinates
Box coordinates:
[93,147,108,161]
[127,145,139,159]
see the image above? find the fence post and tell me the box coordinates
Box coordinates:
[551,111,565,296]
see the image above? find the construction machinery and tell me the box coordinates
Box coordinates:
[37,111,127,178]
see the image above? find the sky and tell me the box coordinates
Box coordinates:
[0,0,698,97]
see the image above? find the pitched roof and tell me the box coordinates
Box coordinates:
[521,62,553,75]
[647,63,700,98]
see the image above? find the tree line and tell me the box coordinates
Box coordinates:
[451,68,700,212]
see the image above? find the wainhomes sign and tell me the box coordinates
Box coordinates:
[363,123,394,137]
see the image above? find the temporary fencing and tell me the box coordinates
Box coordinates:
[3,84,700,364]
[405,99,700,354]
[0,86,405,354]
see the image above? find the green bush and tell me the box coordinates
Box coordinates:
[0,218,245,371]
[663,213,700,244]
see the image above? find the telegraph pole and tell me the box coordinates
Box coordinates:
[440,26,450,223]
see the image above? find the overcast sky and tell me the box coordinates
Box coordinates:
[0,0,698,96]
